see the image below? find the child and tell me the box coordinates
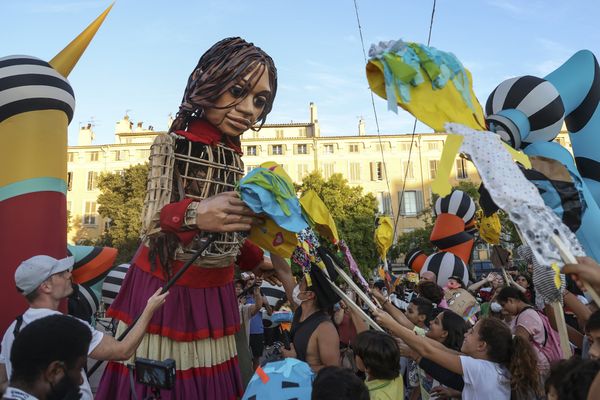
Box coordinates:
[375,311,542,400]
[587,310,600,360]
[353,331,404,400]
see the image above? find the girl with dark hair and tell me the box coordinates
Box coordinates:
[514,273,536,304]
[497,286,552,376]
[426,310,468,352]
[374,309,542,400]
[96,37,278,399]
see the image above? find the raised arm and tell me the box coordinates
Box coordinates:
[271,253,297,311]
[372,288,415,330]
[373,308,463,375]
[90,288,168,361]
[468,273,495,293]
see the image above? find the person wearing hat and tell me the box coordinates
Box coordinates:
[270,252,341,372]
[0,255,168,399]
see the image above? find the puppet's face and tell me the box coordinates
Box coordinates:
[204,64,272,138]
[446,278,460,290]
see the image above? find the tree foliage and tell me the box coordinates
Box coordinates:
[95,164,149,264]
[296,172,379,276]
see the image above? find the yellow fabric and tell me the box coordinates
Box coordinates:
[476,210,501,245]
[374,216,394,259]
[49,4,114,77]
[114,322,238,370]
[431,134,464,196]
[551,263,562,289]
[299,189,339,244]
[503,142,532,169]
[366,58,485,132]
[0,110,68,186]
[248,217,297,258]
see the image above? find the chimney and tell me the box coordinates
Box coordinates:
[137,121,143,130]
[78,124,95,146]
[310,102,320,137]
[167,113,174,130]
[310,102,318,124]
[358,117,366,136]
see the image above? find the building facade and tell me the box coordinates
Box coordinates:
[66,103,570,244]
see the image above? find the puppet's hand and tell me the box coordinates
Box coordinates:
[196,191,260,232]
[254,257,282,286]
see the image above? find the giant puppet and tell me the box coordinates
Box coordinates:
[96,38,277,400]
[485,50,600,263]
[0,6,114,331]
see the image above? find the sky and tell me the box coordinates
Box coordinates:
[3,0,600,146]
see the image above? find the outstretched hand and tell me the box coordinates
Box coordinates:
[372,308,398,331]
[196,191,261,232]
[564,257,600,292]
[145,288,169,314]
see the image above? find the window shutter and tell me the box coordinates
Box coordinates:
[398,191,406,215]
[416,190,424,213]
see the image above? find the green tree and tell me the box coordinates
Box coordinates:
[296,172,379,276]
[95,164,149,264]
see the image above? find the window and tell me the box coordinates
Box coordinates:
[89,152,99,162]
[370,162,384,181]
[427,141,442,151]
[298,128,306,137]
[246,165,258,174]
[138,149,150,159]
[271,144,283,155]
[296,144,308,155]
[87,171,98,191]
[322,162,335,179]
[323,144,334,154]
[377,192,391,214]
[349,162,361,181]
[403,161,414,179]
[375,142,390,151]
[83,201,97,225]
[401,142,413,151]
[276,129,284,139]
[349,144,359,153]
[246,145,257,156]
[456,159,468,179]
[297,164,309,181]
[115,150,128,161]
[429,160,438,179]
[399,190,424,216]
[67,172,73,191]
[68,153,75,162]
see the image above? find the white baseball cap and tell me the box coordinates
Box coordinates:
[15,255,74,295]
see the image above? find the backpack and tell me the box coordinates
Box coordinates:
[242,358,313,400]
[516,307,563,363]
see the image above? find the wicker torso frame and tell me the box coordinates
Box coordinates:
[140,132,245,267]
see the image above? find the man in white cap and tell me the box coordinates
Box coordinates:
[0,255,169,399]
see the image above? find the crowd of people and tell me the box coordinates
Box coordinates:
[3,252,600,399]
[230,253,600,400]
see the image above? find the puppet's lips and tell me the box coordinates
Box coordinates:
[227,115,250,130]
